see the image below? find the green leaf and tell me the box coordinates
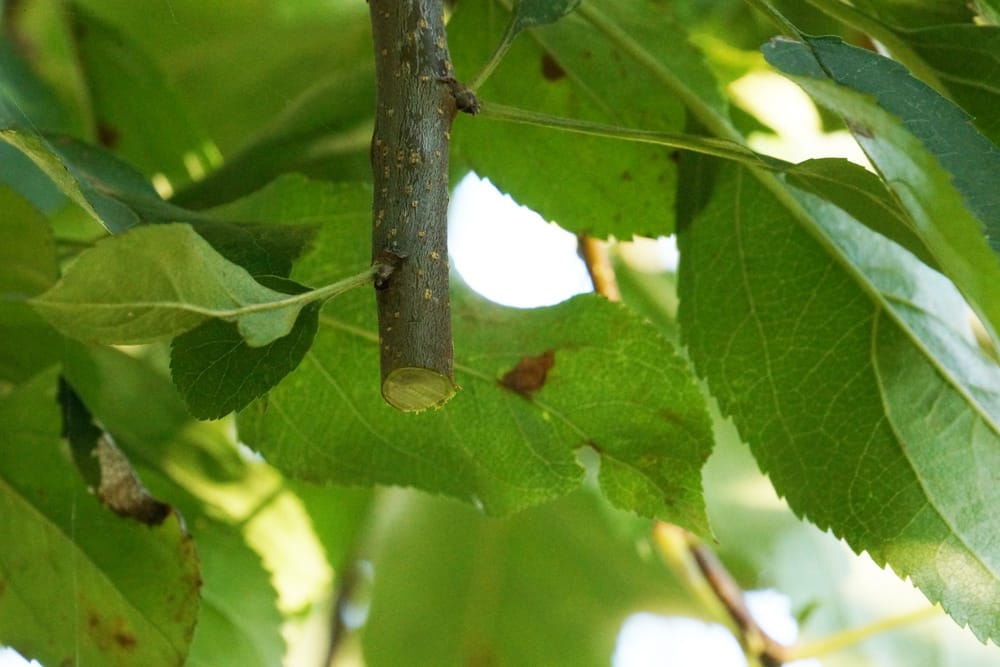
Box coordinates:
[71,9,218,188]
[58,344,293,666]
[450,0,691,237]
[362,490,687,667]
[512,0,581,30]
[170,284,320,420]
[764,36,1000,347]
[898,25,1000,146]
[678,166,1000,642]
[783,157,938,270]
[0,128,192,233]
[973,0,1000,24]
[0,367,200,666]
[231,177,713,531]
[31,223,307,346]
[0,186,62,383]
[72,0,374,154]
[173,68,375,209]
[186,526,285,667]
[846,0,974,29]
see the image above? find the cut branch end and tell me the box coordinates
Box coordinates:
[382,367,457,412]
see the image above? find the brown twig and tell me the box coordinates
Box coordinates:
[654,523,790,666]
[368,0,477,411]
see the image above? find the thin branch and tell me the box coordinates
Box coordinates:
[653,523,790,666]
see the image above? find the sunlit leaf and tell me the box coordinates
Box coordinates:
[764,36,1000,347]
[678,166,1000,642]
[31,223,306,346]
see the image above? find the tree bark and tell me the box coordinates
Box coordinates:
[368,0,473,411]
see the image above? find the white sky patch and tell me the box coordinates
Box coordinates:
[0,648,40,667]
[448,173,593,308]
[613,590,821,667]
[729,71,871,168]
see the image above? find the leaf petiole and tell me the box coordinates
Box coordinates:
[477,100,790,170]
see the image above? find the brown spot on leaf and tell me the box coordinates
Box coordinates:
[500,350,555,397]
[621,170,633,181]
[97,121,120,149]
[847,120,873,138]
[541,54,566,81]
[114,630,137,650]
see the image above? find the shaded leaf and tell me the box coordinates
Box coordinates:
[59,345,292,667]
[847,0,974,29]
[72,9,218,188]
[362,490,688,667]
[32,223,305,346]
[764,36,1000,347]
[72,0,374,154]
[171,279,321,420]
[230,177,713,531]
[899,25,1000,146]
[0,186,61,383]
[678,166,1000,642]
[173,68,375,209]
[0,367,200,666]
[512,0,581,31]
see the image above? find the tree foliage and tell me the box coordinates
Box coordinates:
[1,0,999,665]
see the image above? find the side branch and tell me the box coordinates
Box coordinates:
[368,0,473,411]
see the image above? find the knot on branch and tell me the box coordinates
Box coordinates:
[442,77,481,115]
[373,247,406,291]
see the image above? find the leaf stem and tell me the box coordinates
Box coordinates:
[576,2,743,144]
[478,101,789,170]
[468,18,520,92]
[787,605,944,661]
[742,0,802,37]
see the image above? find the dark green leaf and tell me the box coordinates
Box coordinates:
[847,0,974,29]
[32,223,304,346]
[512,0,581,30]
[171,280,320,421]
[764,36,1000,347]
[72,0,374,154]
[678,166,1000,642]
[363,491,688,667]
[899,25,1000,146]
[0,367,201,666]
